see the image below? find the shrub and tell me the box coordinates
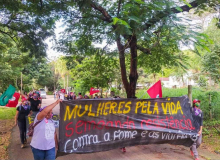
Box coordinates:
[136,87,220,121]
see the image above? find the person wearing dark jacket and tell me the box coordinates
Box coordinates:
[190,99,203,160]
[28,93,41,116]
[14,100,31,148]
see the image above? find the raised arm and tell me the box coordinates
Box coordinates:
[37,99,62,121]
[14,110,19,126]
[20,92,28,99]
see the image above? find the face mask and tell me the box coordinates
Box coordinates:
[195,103,200,107]
[23,105,29,110]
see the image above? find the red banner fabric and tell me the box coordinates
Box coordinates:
[6,92,20,107]
[90,87,100,95]
[147,80,162,98]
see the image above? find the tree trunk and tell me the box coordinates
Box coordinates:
[117,38,129,97]
[128,35,138,98]
[116,36,138,98]
[153,73,156,83]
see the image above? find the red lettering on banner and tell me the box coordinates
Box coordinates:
[76,120,84,134]
[121,116,135,129]
[179,119,184,129]
[86,120,97,131]
[169,116,176,129]
[65,116,196,137]
[115,120,122,128]
[105,121,113,129]
[186,119,195,130]
[141,119,153,129]
[129,121,135,129]
[160,119,166,129]
[65,122,74,137]
[97,120,105,130]
[175,119,180,128]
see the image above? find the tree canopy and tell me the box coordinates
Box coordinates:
[55,0,219,97]
[1,0,220,96]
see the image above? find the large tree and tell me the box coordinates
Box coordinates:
[55,0,219,98]
[2,0,219,97]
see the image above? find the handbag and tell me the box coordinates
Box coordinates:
[27,120,41,137]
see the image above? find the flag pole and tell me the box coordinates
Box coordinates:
[140,91,148,99]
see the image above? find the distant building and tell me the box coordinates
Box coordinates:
[160,71,197,88]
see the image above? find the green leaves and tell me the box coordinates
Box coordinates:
[175,7,183,12]
[128,15,141,23]
[182,0,192,8]
[112,17,131,29]
[134,0,145,5]
[112,17,119,25]
[67,48,120,93]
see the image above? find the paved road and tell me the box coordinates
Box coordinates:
[9,95,220,160]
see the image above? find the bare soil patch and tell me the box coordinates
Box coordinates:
[0,119,14,160]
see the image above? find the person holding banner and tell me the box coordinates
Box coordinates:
[190,99,203,160]
[77,92,83,99]
[14,99,31,148]
[30,99,62,160]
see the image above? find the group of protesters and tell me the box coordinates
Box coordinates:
[14,91,42,148]
[14,88,203,160]
[14,90,60,160]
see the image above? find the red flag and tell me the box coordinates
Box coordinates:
[147,80,162,98]
[21,95,28,102]
[60,89,66,93]
[90,87,100,95]
[6,92,20,107]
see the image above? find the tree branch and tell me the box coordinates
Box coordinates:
[137,45,151,54]
[0,29,17,44]
[143,0,205,30]
[117,0,122,17]
[90,1,112,23]
[3,24,33,41]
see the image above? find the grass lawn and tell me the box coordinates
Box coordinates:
[0,107,16,119]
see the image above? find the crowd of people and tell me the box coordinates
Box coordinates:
[14,90,60,160]
[54,90,120,100]
[14,89,203,160]
[14,91,42,148]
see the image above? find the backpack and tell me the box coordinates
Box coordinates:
[27,120,41,137]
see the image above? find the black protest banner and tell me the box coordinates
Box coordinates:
[26,114,59,133]
[57,96,199,157]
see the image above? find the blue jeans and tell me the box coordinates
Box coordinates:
[31,146,55,160]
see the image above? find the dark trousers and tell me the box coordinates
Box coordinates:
[18,120,27,144]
